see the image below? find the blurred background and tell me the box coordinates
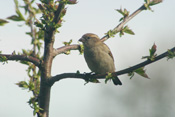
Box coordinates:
[0,0,175,117]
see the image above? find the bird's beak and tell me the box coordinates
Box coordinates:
[79,37,85,42]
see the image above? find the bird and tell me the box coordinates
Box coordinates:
[79,33,122,85]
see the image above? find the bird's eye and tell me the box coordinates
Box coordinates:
[86,37,90,39]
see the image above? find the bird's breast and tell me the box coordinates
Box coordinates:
[84,46,115,74]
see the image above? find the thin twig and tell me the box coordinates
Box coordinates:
[53,4,147,56]
[101,5,146,42]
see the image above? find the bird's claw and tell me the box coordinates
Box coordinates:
[83,72,100,85]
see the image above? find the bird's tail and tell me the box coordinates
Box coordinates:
[112,76,122,85]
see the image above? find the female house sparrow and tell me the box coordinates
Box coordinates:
[79,33,122,85]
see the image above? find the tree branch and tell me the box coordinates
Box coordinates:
[53,44,80,56]
[0,54,41,67]
[53,3,65,24]
[38,2,67,116]
[53,4,148,56]
[48,47,175,86]
[101,5,146,42]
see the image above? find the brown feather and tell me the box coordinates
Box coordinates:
[103,43,114,61]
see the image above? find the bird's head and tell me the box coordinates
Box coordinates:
[79,33,100,47]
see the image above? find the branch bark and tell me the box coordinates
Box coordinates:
[49,47,175,86]
[53,44,80,56]
[0,54,41,67]
[38,2,66,117]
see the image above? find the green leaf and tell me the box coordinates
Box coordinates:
[29,81,35,91]
[0,19,9,26]
[119,30,124,37]
[149,0,162,6]
[116,8,129,21]
[124,8,129,15]
[0,56,7,62]
[105,73,114,84]
[26,32,32,36]
[22,49,28,55]
[14,0,25,21]
[34,20,44,29]
[79,44,84,55]
[116,9,125,16]
[119,17,124,22]
[167,49,175,60]
[142,43,157,61]
[62,39,73,55]
[64,50,71,55]
[36,41,43,51]
[7,15,24,21]
[28,97,43,116]
[119,26,135,37]
[143,0,162,12]
[63,39,72,46]
[37,30,44,40]
[128,72,135,79]
[128,67,149,79]
[123,26,135,35]
[89,78,100,84]
[16,9,25,21]
[106,30,116,38]
[148,43,157,61]
[16,81,29,89]
[150,43,157,56]
[21,49,33,56]
[14,0,19,7]
[20,60,30,65]
[134,67,149,79]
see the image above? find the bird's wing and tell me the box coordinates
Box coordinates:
[103,43,114,61]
